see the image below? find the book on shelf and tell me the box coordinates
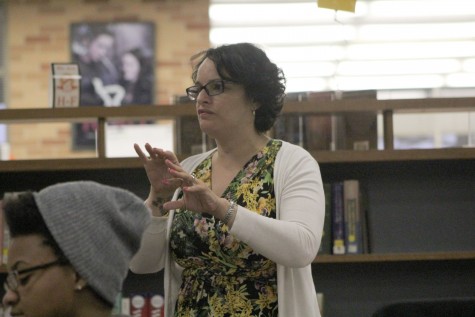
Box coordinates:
[360,182,371,254]
[318,183,332,255]
[325,179,371,255]
[149,294,165,317]
[331,181,346,255]
[332,90,378,150]
[1,198,9,265]
[122,296,131,316]
[0,199,4,264]
[343,179,364,254]
[130,293,149,317]
[275,90,377,151]
[275,91,334,149]
[113,292,124,316]
[128,293,164,317]
[304,91,334,151]
[273,113,304,147]
[2,218,9,265]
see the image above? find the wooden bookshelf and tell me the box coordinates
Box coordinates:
[1,97,474,157]
[1,97,474,317]
[1,147,475,173]
[315,251,475,264]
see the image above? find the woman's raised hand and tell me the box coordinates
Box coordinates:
[134,143,182,198]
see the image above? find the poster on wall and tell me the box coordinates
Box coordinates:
[70,21,155,150]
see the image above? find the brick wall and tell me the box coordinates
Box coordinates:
[6,0,210,159]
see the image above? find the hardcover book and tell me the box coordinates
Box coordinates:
[318,183,333,255]
[0,199,3,264]
[343,179,364,254]
[275,91,334,149]
[273,113,303,147]
[304,91,334,151]
[130,294,149,317]
[1,198,9,265]
[150,294,164,317]
[331,181,346,255]
[332,90,378,150]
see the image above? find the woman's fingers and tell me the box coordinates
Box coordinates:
[134,143,148,161]
[162,199,184,211]
[162,177,184,188]
[135,143,170,162]
[166,166,197,187]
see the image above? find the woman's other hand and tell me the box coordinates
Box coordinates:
[163,160,228,220]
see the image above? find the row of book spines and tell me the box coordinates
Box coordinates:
[319,180,370,256]
[114,293,164,317]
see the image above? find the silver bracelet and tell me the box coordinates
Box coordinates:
[223,200,236,225]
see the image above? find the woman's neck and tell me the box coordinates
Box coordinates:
[214,133,270,167]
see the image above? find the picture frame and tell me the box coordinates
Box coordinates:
[70,21,155,150]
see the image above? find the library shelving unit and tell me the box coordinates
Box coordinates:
[1,97,475,317]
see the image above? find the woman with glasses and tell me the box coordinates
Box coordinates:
[131,42,325,317]
[1,181,150,317]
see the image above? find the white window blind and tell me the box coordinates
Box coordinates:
[209,0,475,97]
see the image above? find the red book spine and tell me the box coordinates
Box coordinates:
[149,294,164,317]
[130,294,149,317]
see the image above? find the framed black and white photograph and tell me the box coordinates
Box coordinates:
[70,21,155,150]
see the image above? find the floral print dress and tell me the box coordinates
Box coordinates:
[170,139,282,317]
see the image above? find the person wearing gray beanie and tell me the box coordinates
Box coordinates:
[1,181,151,317]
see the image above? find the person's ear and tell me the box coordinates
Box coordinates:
[251,101,260,115]
[75,275,87,291]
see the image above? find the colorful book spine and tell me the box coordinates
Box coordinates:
[130,294,149,317]
[149,294,164,317]
[343,179,363,254]
[331,181,346,254]
[2,215,9,265]
[112,292,123,316]
[318,183,332,254]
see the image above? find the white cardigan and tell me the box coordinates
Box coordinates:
[130,141,325,317]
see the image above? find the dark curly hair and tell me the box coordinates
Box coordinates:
[190,43,286,133]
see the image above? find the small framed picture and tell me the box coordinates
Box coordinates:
[50,63,81,108]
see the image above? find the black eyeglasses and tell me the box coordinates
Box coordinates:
[4,259,67,292]
[185,79,235,100]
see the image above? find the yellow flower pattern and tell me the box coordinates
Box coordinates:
[170,140,282,316]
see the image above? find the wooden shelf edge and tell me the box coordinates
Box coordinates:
[0,104,196,122]
[0,154,192,172]
[312,147,475,163]
[0,157,142,172]
[283,97,475,114]
[1,97,474,122]
[313,251,475,264]
[1,148,474,172]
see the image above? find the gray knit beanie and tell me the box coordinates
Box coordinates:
[33,181,151,306]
